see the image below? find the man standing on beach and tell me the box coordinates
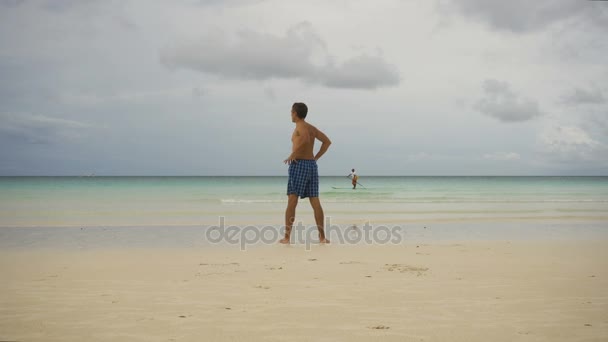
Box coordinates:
[281,102,332,244]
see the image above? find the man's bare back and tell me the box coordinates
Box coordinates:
[291,122,317,160]
[285,122,331,164]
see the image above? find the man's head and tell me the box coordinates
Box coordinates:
[291,102,308,122]
[352,169,355,172]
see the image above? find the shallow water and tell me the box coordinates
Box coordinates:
[0,176,606,227]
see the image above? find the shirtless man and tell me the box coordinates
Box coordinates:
[281,102,332,244]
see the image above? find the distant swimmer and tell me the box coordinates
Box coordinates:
[347,168,359,189]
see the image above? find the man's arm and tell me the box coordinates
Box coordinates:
[314,128,331,161]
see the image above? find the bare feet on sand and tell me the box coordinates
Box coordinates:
[279,236,330,244]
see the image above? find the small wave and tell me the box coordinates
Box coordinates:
[219,198,608,204]
[221,199,284,204]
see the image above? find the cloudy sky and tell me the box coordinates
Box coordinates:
[0,0,607,176]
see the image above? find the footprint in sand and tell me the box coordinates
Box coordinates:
[369,325,390,330]
[254,285,271,290]
[195,271,224,277]
[339,261,363,265]
[384,263,428,276]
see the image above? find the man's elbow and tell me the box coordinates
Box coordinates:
[325,139,332,146]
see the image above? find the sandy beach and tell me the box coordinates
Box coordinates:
[1,240,607,341]
[3,0,608,339]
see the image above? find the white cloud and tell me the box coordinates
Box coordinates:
[538,124,608,163]
[56,88,198,106]
[483,152,520,161]
[475,79,542,122]
[408,152,434,161]
[407,152,462,161]
[0,112,92,144]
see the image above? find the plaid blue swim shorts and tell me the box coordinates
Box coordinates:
[287,159,319,198]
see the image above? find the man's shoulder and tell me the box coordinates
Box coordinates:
[306,122,319,132]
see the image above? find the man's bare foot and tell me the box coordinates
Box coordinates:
[279,237,290,244]
[319,238,330,244]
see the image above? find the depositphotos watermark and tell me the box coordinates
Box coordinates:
[205,217,404,250]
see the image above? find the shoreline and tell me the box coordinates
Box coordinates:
[1,221,607,252]
[1,214,608,228]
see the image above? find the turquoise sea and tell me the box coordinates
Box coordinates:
[1,176,607,228]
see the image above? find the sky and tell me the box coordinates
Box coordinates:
[0,0,607,176]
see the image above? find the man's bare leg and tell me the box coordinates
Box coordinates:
[280,194,299,244]
[309,197,329,243]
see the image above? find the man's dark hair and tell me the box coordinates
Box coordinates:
[292,102,308,119]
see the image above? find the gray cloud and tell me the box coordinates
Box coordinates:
[438,0,608,33]
[191,87,206,98]
[0,0,24,8]
[0,57,62,111]
[264,87,276,101]
[561,86,605,106]
[587,113,608,137]
[475,79,542,122]
[317,55,400,89]
[0,0,107,12]
[40,0,100,12]
[0,113,92,144]
[191,0,266,7]
[160,22,400,89]
[161,24,320,80]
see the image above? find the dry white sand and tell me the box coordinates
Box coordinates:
[1,241,607,341]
